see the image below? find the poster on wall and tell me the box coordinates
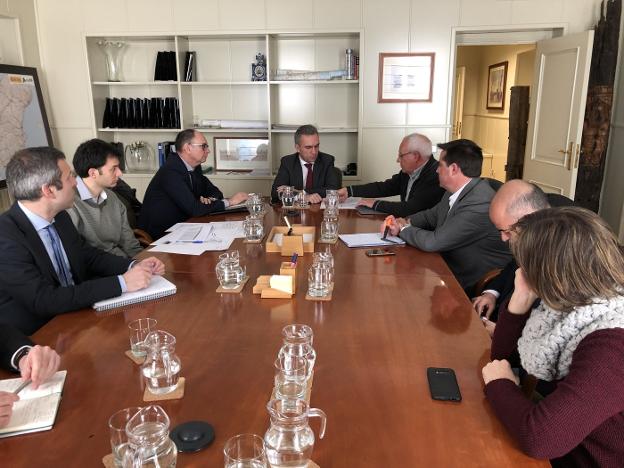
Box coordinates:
[377,52,435,103]
[486,61,508,110]
[0,64,53,188]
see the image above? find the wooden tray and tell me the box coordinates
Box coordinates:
[266,225,315,256]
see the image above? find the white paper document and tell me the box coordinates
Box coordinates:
[151,221,244,254]
[0,370,67,438]
[339,233,405,247]
[321,197,361,210]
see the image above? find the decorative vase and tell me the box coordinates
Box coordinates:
[97,40,126,82]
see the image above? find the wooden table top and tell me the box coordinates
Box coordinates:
[0,205,547,467]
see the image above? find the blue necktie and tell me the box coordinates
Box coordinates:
[44,225,73,287]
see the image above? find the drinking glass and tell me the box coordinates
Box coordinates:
[274,354,308,400]
[308,264,331,298]
[128,318,157,358]
[280,186,295,209]
[325,189,339,209]
[216,251,246,289]
[295,190,309,208]
[320,218,339,242]
[313,251,334,283]
[108,407,141,467]
[243,215,264,241]
[223,434,268,468]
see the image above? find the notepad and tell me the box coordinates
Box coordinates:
[0,370,67,438]
[339,233,406,247]
[92,276,177,311]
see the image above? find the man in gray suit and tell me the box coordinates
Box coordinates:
[385,139,510,293]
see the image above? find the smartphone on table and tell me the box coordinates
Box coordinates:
[365,248,396,257]
[427,367,462,402]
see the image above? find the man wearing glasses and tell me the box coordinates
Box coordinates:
[337,133,444,217]
[139,129,248,239]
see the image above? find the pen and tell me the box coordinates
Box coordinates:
[283,217,293,236]
[290,253,298,267]
[14,379,31,395]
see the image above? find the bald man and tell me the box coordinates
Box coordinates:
[337,133,445,217]
[473,180,550,328]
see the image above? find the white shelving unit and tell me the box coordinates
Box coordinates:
[84,30,362,196]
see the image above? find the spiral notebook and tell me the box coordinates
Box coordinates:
[93,276,177,312]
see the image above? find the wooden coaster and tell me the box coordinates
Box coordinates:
[216,276,249,293]
[102,453,115,468]
[318,237,338,244]
[305,291,332,301]
[125,350,145,365]
[143,377,185,402]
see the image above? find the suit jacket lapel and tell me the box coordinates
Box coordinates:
[438,193,451,224]
[9,204,61,284]
[292,155,304,189]
[447,178,480,218]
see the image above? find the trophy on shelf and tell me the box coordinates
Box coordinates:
[97,40,126,82]
[251,53,267,81]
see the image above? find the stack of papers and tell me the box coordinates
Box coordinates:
[339,233,405,247]
[149,221,245,255]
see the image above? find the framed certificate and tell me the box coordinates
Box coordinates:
[377,52,435,103]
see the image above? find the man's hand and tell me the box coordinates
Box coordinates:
[18,345,61,390]
[357,198,375,208]
[380,216,406,237]
[481,317,496,338]
[199,196,213,205]
[337,187,348,202]
[306,193,322,204]
[276,185,288,194]
[136,257,165,275]
[472,292,497,318]
[508,269,538,315]
[0,392,18,428]
[123,264,153,292]
[228,192,249,206]
[482,359,518,385]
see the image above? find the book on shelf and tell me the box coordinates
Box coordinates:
[157,141,176,166]
[0,370,67,438]
[92,276,177,312]
[184,51,196,82]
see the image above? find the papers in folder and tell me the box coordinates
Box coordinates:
[339,233,405,247]
[0,370,67,438]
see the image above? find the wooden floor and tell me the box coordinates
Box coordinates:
[0,205,547,467]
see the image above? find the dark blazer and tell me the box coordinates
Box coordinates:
[0,323,33,372]
[138,153,226,239]
[348,157,445,217]
[0,203,132,335]
[271,152,340,202]
[400,178,511,290]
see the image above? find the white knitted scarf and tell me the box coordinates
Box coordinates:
[517,295,624,381]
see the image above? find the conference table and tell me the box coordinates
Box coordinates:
[0,205,548,467]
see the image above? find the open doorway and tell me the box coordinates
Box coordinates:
[453,44,536,182]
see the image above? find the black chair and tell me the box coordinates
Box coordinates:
[484,177,503,192]
[546,193,575,207]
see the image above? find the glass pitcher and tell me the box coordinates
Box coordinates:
[141,331,181,395]
[123,405,177,468]
[246,193,265,217]
[215,250,246,289]
[243,215,264,241]
[264,399,326,468]
[278,324,316,378]
[280,186,296,209]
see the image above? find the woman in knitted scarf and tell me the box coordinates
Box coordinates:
[481,207,624,468]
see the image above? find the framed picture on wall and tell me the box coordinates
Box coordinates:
[0,64,53,188]
[486,61,508,110]
[377,52,435,103]
[214,137,270,172]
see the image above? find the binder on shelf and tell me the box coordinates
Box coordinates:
[92,275,177,311]
[184,51,196,82]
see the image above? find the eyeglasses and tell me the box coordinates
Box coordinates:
[189,143,209,150]
[398,151,414,159]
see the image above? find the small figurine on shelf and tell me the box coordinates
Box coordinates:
[251,53,267,81]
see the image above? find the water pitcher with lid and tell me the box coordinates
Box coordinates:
[122,405,177,468]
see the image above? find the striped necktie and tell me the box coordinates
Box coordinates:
[44,225,73,287]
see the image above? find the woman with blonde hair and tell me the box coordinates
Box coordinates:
[482,207,624,467]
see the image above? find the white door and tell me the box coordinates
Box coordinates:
[522,31,594,197]
[452,67,465,139]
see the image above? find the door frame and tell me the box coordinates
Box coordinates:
[446,24,567,143]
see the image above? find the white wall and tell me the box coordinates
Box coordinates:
[27,0,602,200]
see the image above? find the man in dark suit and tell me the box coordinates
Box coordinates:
[0,323,61,427]
[337,133,445,217]
[138,129,248,239]
[386,139,510,293]
[0,147,164,334]
[271,124,340,203]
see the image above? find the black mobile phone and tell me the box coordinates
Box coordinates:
[427,367,462,402]
[365,248,396,257]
